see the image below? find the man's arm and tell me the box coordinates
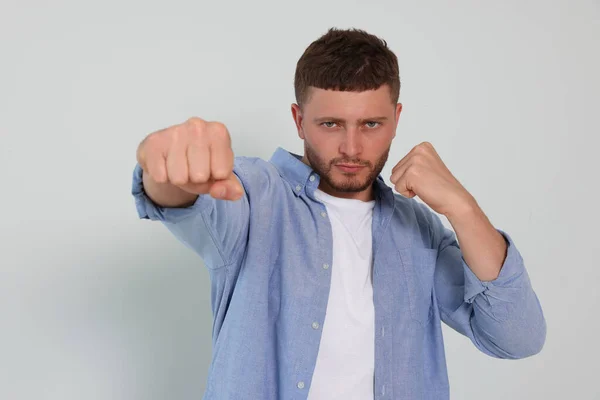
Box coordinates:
[133,117,249,268]
[426,204,547,359]
[390,141,546,358]
[444,200,509,282]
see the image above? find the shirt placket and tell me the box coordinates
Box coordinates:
[293,176,334,398]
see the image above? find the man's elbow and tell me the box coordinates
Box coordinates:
[476,312,547,360]
[512,333,546,359]
[502,318,547,359]
[523,322,547,358]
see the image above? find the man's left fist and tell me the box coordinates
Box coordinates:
[389,142,475,217]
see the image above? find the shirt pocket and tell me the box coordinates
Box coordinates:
[397,247,439,325]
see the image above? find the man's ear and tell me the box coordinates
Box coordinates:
[291,103,305,139]
[395,103,403,123]
[393,103,403,137]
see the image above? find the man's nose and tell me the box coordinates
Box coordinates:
[339,129,363,157]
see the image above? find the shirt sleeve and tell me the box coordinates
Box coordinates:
[428,210,547,359]
[131,162,250,269]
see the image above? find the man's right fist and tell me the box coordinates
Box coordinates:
[137,117,244,201]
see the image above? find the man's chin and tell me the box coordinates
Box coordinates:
[327,178,372,193]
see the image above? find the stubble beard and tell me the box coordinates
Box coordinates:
[304,142,390,193]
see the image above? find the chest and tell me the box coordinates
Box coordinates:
[242,197,437,328]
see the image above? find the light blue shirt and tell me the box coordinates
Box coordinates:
[131,147,546,400]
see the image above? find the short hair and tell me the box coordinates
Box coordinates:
[294,27,401,108]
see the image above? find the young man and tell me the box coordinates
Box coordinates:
[132,28,546,400]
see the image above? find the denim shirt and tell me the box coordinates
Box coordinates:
[131,147,546,400]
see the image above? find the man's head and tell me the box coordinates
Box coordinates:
[291,28,402,201]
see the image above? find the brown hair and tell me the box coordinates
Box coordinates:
[294,28,400,108]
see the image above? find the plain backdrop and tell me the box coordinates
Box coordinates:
[1,1,599,399]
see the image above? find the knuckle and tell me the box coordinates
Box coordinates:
[208,122,230,141]
[410,165,422,177]
[140,147,159,167]
[186,117,207,137]
[412,154,426,165]
[145,132,163,149]
[152,170,168,184]
[186,116,205,128]
[418,141,433,151]
[405,163,419,176]
[164,125,184,143]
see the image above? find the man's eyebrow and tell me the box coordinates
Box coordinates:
[313,117,343,123]
[313,116,389,123]
[359,116,388,123]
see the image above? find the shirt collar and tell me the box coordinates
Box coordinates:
[268,147,314,196]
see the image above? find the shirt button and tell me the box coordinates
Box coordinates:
[320,211,327,218]
[312,322,320,329]
[309,175,316,182]
[297,381,305,389]
[322,263,329,270]
[295,185,302,192]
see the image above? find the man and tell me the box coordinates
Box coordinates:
[131,28,546,400]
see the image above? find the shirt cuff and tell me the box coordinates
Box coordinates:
[463,229,526,304]
[131,163,213,223]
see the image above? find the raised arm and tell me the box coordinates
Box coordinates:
[132,117,249,269]
[389,142,546,358]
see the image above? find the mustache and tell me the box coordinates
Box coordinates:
[330,158,372,167]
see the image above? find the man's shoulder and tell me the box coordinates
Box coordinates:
[232,155,285,191]
[233,155,281,176]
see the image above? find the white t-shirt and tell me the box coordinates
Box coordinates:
[308,189,376,400]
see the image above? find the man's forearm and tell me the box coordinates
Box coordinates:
[445,197,507,282]
[142,169,198,208]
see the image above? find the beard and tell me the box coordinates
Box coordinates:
[304,142,390,193]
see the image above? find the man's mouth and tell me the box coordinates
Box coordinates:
[335,164,366,173]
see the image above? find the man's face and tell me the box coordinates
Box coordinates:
[291,85,402,200]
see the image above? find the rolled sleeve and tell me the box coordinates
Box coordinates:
[131,163,215,223]
[463,229,526,305]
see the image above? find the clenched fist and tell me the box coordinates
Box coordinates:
[389,141,473,218]
[137,117,244,203]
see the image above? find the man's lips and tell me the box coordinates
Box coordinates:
[335,164,366,172]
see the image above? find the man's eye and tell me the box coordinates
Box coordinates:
[322,122,337,128]
[365,121,380,128]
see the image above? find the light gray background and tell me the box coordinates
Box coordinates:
[1,1,599,399]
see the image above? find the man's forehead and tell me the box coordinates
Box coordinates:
[304,86,394,117]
